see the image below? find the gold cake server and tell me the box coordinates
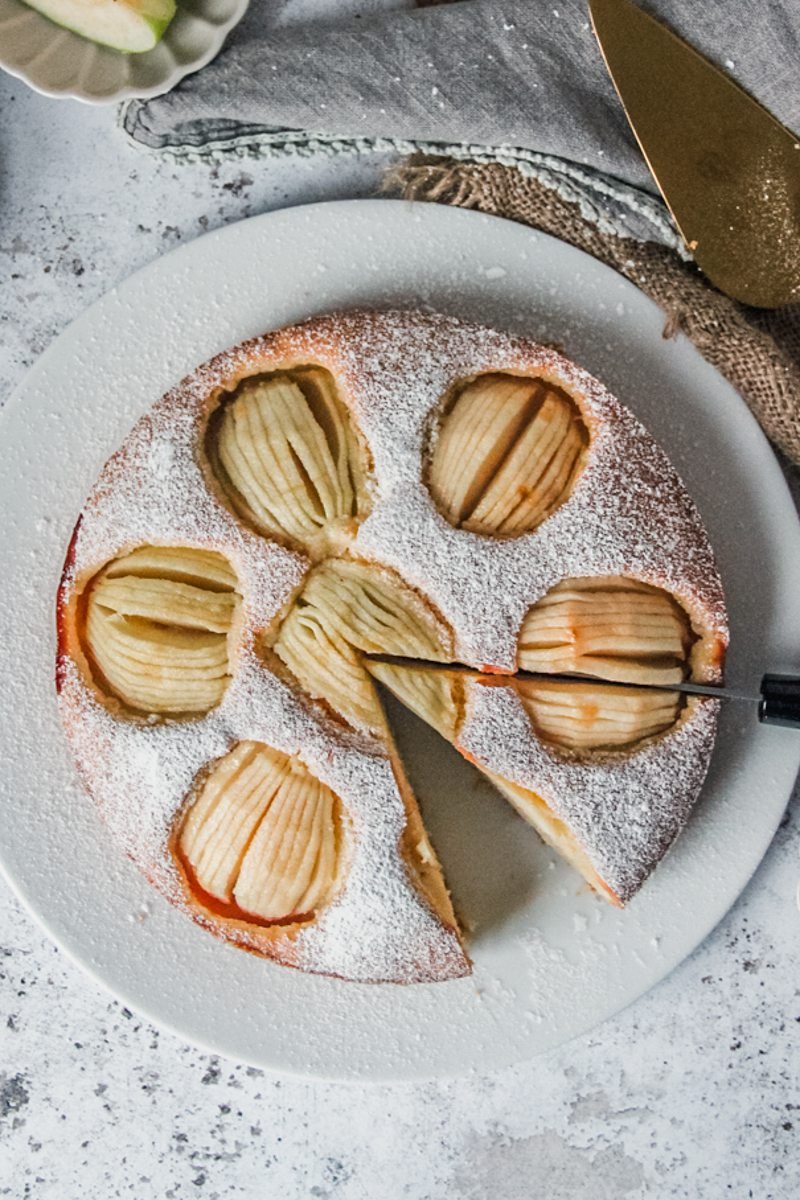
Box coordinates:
[589,0,800,307]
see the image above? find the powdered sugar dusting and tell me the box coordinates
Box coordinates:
[334,311,727,671]
[62,380,307,634]
[59,644,467,984]
[57,316,480,984]
[57,309,727,980]
[459,680,721,901]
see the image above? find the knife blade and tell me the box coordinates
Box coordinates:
[365,653,753,699]
[589,0,800,307]
[365,655,800,728]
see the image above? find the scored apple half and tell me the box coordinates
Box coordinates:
[271,557,456,733]
[518,575,694,685]
[79,545,240,717]
[22,0,176,53]
[207,367,368,560]
[513,677,682,752]
[175,741,347,928]
[428,372,588,536]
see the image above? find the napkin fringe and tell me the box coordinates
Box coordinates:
[118,103,682,250]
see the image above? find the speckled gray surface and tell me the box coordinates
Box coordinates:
[2,73,800,1200]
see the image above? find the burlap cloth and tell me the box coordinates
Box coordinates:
[383,156,800,469]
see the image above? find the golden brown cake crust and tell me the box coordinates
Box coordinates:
[57,309,727,974]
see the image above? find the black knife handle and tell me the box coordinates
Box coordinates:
[759,674,800,728]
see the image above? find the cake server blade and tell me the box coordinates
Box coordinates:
[589,0,800,307]
[365,656,800,728]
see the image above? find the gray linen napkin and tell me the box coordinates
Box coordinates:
[120,1,800,469]
[123,0,800,195]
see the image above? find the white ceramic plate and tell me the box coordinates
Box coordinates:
[1,200,799,1081]
[0,0,247,103]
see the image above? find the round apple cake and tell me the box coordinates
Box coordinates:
[56,309,727,983]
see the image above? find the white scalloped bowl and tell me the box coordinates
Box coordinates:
[0,0,248,103]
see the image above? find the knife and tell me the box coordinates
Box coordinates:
[365,655,800,728]
[589,0,800,307]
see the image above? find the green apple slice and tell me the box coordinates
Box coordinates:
[22,0,177,54]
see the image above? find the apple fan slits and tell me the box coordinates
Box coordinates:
[367,659,462,741]
[272,558,455,733]
[209,368,366,559]
[518,576,694,686]
[178,742,345,924]
[428,373,588,536]
[514,678,682,752]
[56,309,728,975]
[83,545,240,716]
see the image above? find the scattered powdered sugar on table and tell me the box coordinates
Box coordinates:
[56,309,727,982]
[509,925,610,1030]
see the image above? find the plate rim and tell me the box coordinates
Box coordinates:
[1,198,799,1080]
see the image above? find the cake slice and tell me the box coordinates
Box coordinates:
[368,660,716,906]
[267,555,465,957]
